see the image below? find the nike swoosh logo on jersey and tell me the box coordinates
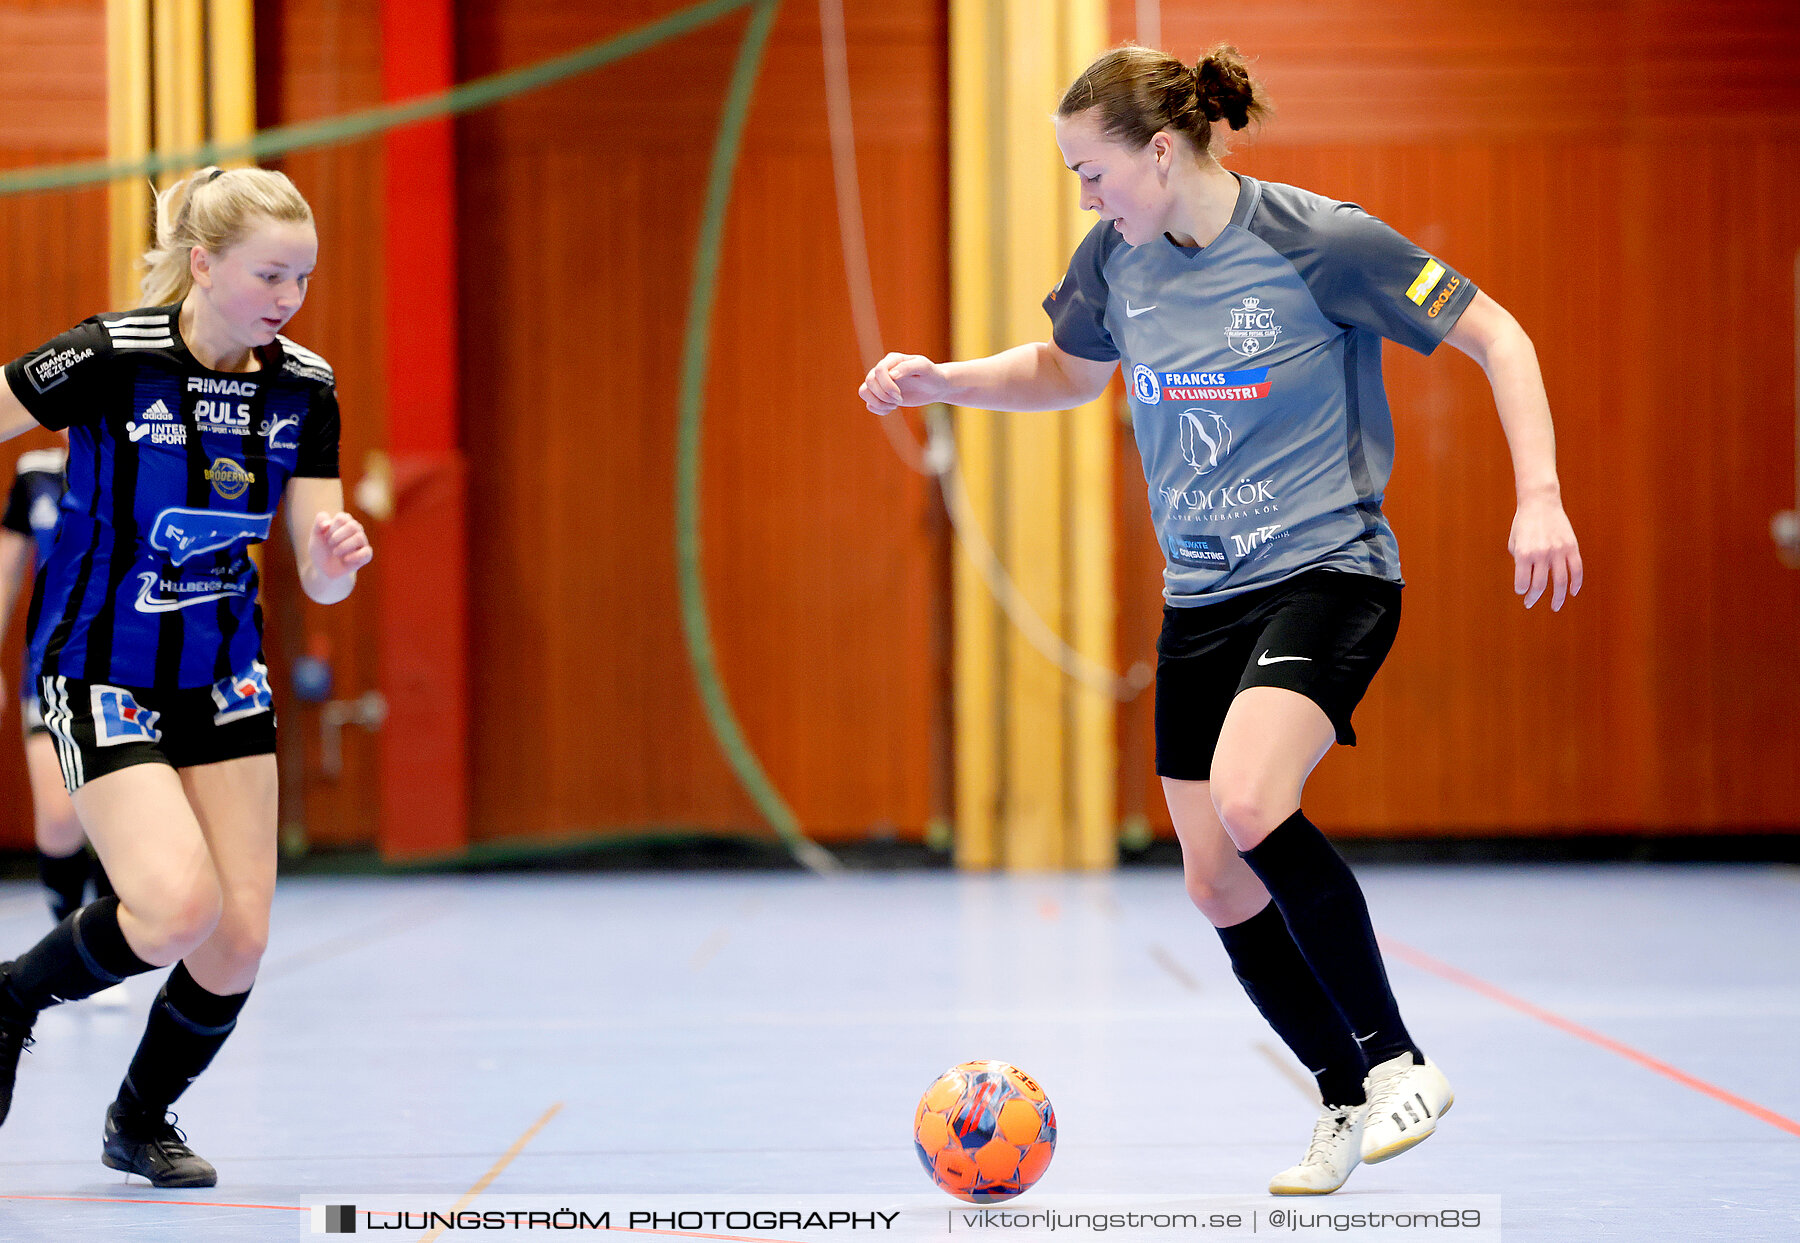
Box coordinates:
[1125,301,1157,317]
[1257,652,1312,666]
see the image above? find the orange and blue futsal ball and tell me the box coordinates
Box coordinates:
[913,1061,1056,1203]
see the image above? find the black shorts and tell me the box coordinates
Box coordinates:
[37,670,278,794]
[1154,569,1401,781]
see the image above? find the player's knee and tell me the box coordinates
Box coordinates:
[1209,780,1294,849]
[131,877,224,958]
[33,811,85,858]
[1184,865,1265,925]
[1183,866,1230,911]
[208,914,270,974]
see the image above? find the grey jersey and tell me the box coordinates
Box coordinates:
[1045,174,1477,605]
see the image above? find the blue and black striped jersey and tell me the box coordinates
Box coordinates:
[2,447,69,692]
[2,446,67,567]
[2,305,340,688]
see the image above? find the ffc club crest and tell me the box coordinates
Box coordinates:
[1226,296,1282,357]
[1178,409,1232,476]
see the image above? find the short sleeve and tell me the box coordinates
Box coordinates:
[294,384,341,478]
[1305,205,1477,355]
[1043,220,1120,362]
[1,472,29,537]
[2,319,115,431]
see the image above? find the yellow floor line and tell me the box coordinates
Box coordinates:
[1255,1041,1321,1105]
[417,1102,564,1243]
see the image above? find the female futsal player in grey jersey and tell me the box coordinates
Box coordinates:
[860,45,1581,1195]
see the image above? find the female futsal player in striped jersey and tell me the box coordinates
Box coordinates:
[0,165,372,1187]
[861,45,1581,1194]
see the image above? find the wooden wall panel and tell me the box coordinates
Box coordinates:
[1111,1,1800,834]
[254,0,388,848]
[459,1,948,842]
[0,1,107,852]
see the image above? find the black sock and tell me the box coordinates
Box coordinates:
[1217,900,1368,1106]
[36,849,89,924]
[1,896,157,1014]
[117,962,251,1117]
[1240,810,1422,1067]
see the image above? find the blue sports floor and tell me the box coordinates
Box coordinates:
[0,864,1794,1241]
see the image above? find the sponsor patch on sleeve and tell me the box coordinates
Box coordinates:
[24,344,97,393]
[1406,258,1446,306]
[1426,274,1463,318]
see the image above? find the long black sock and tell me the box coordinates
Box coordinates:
[117,963,251,1116]
[1,897,157,1015]
[36,849,89,924]
[1217,900,1368,1106]
[1240,810,1422,1067]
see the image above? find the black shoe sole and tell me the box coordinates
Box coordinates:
[101,1149,217,1188]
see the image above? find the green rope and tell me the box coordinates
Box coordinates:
[0,0,757,197]
[675,0,837,875]
[1,0,829,870]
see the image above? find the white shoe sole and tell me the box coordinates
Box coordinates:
[1362,1094,1453,1164]
[1268,1177,1351,1196]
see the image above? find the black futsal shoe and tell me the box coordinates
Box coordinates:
[0,964,37,1126]
[102,1102,218,1187]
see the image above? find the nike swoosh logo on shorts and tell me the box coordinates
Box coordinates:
[1257,651,1312,666]
[1125,301,1156,317]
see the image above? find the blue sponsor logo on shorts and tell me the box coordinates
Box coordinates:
[91,685,162,747]
[1169,533,1230,570]
[212,661,274,726]
[149,508,274,566]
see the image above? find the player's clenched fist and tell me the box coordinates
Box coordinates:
[310,511,373,581]
[859,352,951,414]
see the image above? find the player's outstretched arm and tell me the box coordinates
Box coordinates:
[859,342,1115,415]
[1444,289,1583,612]
[284,476,373,605]
[0,373,38,444]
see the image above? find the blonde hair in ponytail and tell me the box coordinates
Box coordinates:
[140,166,315,308]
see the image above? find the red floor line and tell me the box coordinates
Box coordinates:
[0,1194,819,1239]
[0,1192,304,1211]
[1380,935,1800,1139]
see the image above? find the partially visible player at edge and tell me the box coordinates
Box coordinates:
[860,45,1580,1195]
[0,165,372,1187]
[1,442,131,1008]
[1,446,107,914]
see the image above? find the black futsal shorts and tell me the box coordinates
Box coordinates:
[37,669,278,794]
[1154,569,1402,781]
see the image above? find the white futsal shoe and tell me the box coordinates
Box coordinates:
[1268,1101,1366,1195]
[1360,1052,1453,1163]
